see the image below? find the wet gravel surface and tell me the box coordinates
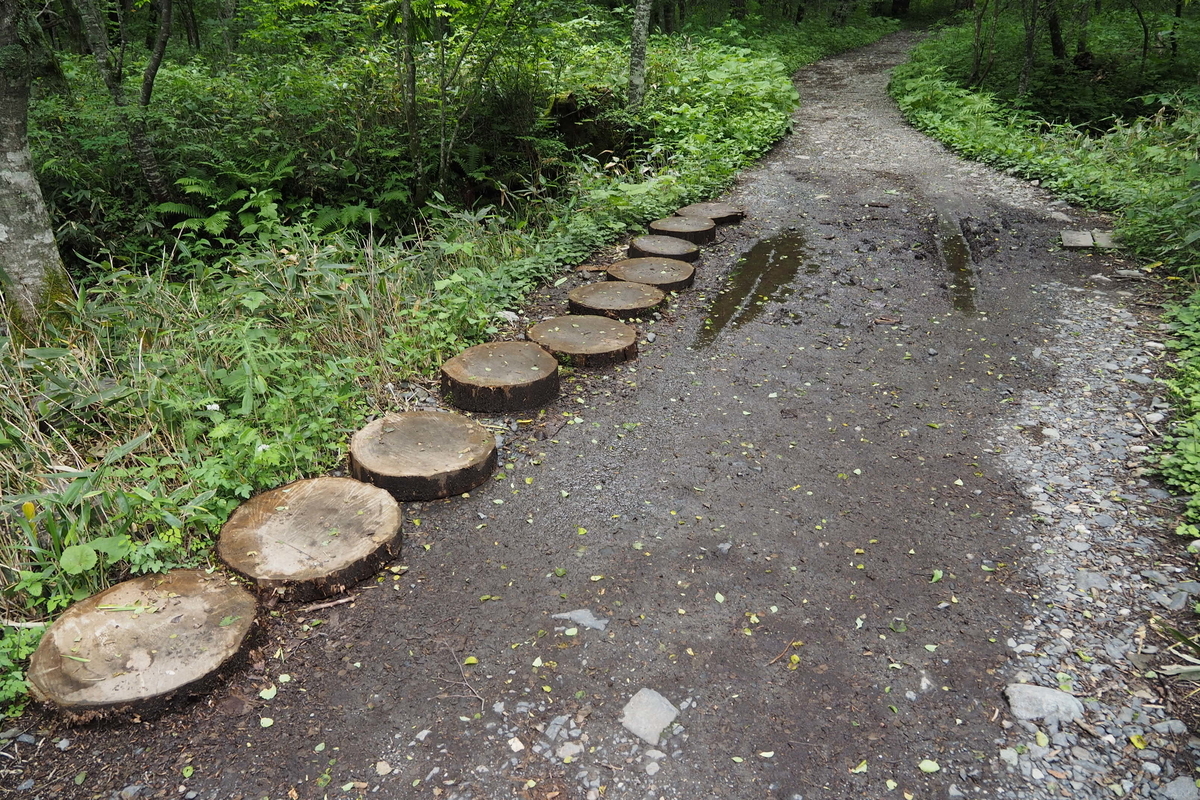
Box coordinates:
[6,30,1199,800]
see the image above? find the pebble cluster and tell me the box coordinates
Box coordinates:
[984,281,1199,800]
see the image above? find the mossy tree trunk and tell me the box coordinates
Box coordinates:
[0,0,69,326]
[628,0,652,111]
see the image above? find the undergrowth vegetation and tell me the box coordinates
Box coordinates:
[0,5,897,713]
[889,10,1200,586]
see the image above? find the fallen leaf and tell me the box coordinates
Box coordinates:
[715,592,726,603]
[918,759,939,773]
[259,685,278,701]
[260,717,274,728]
[850,759,868,774]
[930,569,943,583]
[463,656,479,666]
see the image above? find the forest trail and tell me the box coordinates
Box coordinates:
[12,30,1197,800]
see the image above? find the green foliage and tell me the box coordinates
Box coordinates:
[0,627,40,716]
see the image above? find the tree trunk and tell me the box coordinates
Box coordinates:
[628,0,652,111]
[0,0,69,325]
[76,0,172,203]
[398,0,423,202]
[1046,1,1066,61]
[831,0,854,27]
[1018,0,1041,95]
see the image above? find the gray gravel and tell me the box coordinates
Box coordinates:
[986,282,1200,800]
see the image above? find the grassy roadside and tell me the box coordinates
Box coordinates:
[0,15,899,713]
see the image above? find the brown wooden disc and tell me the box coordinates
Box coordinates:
[628,235,700,262]
[527,315,638,367]
[648,216,716,244]
[568,281,665,320]
[440,341,560,412]
[218,477,402,600]
[675,202,745,224]
[350,411,497,500]
[27,570,256,715]
[606,258,695,292]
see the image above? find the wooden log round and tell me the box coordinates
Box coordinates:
[27,569,257,715]
[440,341,560,412]
[628,235,700,262]
[568,281,665,320]
[218,476,402,600]
[527,315,638,367]
[675,201,746,225]
[648,215,716,244]
[350,411,497,501]
[606,257,695,293]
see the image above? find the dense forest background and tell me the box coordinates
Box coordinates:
[0,0,1197,711]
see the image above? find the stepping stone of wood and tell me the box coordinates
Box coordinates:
[606,257,695,292]
[349,411,497,500]
[441,341,559,412]
[568,281,665,320]
[628,234,700,262]
[1061,230,1094,248]
[527,315,638,367]
[648,215,716,244]
[675,202,745,224]
[27,569,256,716]
[218,476,402,600]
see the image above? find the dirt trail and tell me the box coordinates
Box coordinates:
[8,31,1166,800]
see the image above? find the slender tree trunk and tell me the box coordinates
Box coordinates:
[0,0,69,324]
[1128,0,1149,75]
[177,0,198,48]
[398,0,422,201]
[628,0,652,111]
[1047,4,1066,61]
[1018,0,1041,95]
[831,0,854,27]
[76,0,172,203]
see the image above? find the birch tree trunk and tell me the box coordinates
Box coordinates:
[627,0,652,111]
[0,0,69,325]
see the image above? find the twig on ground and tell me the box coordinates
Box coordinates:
[297,596,355,613]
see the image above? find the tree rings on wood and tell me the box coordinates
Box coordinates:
[628,235,700,262]
[527,315,638,367]
[675,202,745,224]
[606,257,695,292]
[218,477,402,600]
[568,281,665,320]
[349,411,497,500]
[440,341,560,412]
[648,215,716,244]
[27,569,256,715]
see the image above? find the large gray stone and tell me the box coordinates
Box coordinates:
[1160,776,1200,800]
[1005,684,1085,724]
[620,688,679,745]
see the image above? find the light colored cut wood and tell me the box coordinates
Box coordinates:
[27,570,256,715]
[440,341,560,412]
[350,412,497,500]
[219,477,402,600]
[675,202,745,224]
[628,235,700,262]
[568,281,665,320]
[648,216,716,244]
[606,257,695,292]
[527,315,638,367]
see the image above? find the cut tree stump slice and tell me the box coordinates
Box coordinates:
[527,315,638,367]
[675,202,745,224]
[441,341,559,412]
[27,569,256,716]
[568,281,665,320]
[606,257,695,292]
[628,235,700,262]
[218,477,402,600]
[349,412,497,500]
[648,216,716,244]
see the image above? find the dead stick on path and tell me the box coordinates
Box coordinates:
[441,644,485,715]
[297,596,355,613]
[767,641,793,666]
[2,619,47,629]
[1131,408,1159,438]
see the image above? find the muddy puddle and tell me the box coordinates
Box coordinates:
[936,213,978,314]
[693,230,814,347]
